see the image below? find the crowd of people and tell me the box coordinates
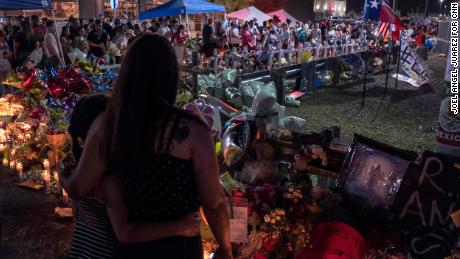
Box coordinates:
[0,14,438,77]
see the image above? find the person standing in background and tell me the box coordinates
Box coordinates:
[14,20,36,68]
[31,15,46,48]
[60,26,72,65]
[172,25,189,63]
[202,18,217,57]
[87,19,109,59]
[43,20,63,69]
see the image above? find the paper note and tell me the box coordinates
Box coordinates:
[230,219,248,243]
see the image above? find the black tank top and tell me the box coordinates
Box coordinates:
[117,114,203,259]
[121,114,200,222]
[122,153,200,222]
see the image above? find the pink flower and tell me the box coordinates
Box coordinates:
[183,99,215,129]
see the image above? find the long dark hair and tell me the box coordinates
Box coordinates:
[104,34,179,177]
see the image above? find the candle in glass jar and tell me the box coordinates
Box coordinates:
[62,189,69,205]
[42,170,51,193]
[2,158,8,167]
[53,171,61,195]
[9,160,16,170]
[43,159,50,170]
[16,162,23,181]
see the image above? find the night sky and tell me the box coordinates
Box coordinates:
[347,0,455,15]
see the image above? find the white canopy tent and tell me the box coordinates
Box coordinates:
[227,6,271,22]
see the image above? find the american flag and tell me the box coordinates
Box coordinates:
[377,0,406,40]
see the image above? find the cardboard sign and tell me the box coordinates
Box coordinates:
[391,151,460,258]
[296,222,366,259]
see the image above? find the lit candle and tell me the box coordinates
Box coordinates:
[62,189,69,205]
[2,158,8,167]
[16,162,23,181]
[43,159,50,171]
[42,170,51,194]
[53,171,61,195]
[9,160,16,170]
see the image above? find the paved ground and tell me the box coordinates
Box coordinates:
[0,54,447,258]
[0,169,73,259]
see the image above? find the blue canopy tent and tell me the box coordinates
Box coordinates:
[0,0,52,10]
[139,0,225,20]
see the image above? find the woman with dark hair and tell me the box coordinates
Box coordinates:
[73,26,87,50]
[59,34,232,259]
[64,94,200,259]
[13,20,36,67]
[60,26,72,64]
[172,24,189,63]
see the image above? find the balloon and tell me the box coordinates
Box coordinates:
[62,94,79,114]
[91,85,111,93]
[50,67,58,77]
[46,97,61,109]
[239,83,255,107]
[66,78,91,95]
[251,82,277,117]
[46,77,66,99]
[221,120,253,167]
[59,65,81,79]
[280,116,306,133]
[203,95,240,123]
[39,70,50,81]
[224,87,240,100]
[22,70,37,90]
[222,69,238,87]
[68,48,87,65]
[183,98,216,130]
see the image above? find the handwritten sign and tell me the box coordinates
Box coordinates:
[296,222,367,259]
[391,151,460,258]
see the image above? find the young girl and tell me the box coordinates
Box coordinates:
[61,94,200,258]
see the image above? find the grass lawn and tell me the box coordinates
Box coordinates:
[287,55,446,152]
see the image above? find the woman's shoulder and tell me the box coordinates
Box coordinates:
[168,107,208,130]
[86,112,107,141]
